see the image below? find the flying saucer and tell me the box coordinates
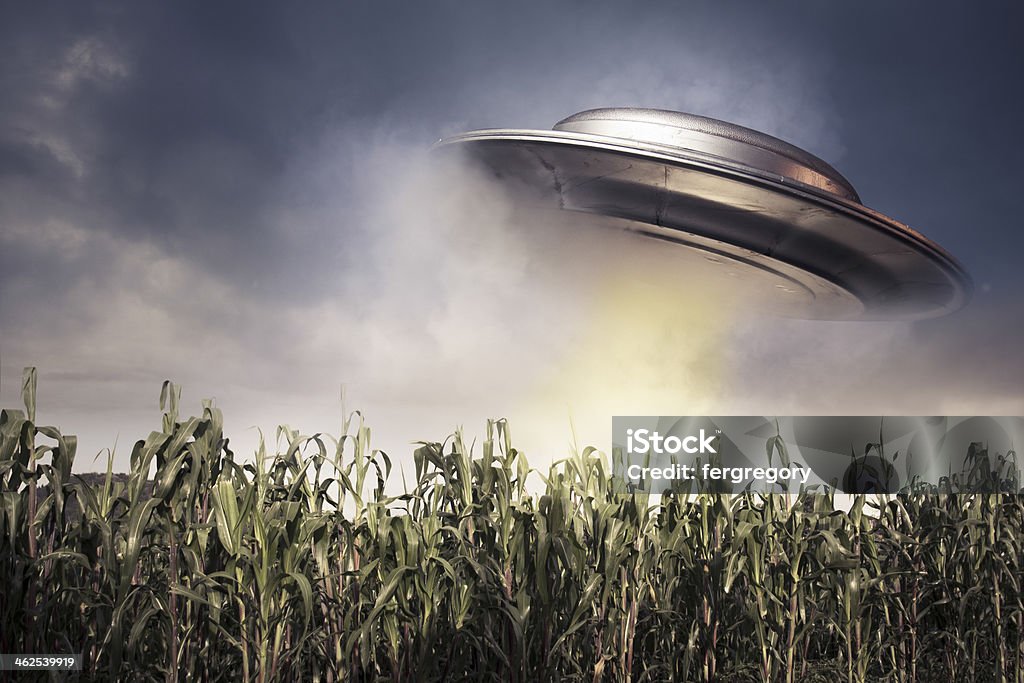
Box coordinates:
[434,108,971,320]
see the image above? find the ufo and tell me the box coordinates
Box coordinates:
[434,108,972,320]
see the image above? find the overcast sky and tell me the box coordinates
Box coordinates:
[2,1,1023,474]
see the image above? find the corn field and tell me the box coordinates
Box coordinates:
[2,367,1023,681]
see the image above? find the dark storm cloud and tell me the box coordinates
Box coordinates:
[2,1,1022,466]
[2,4,313,301]
[5,2,1022,285]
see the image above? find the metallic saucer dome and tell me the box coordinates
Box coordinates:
[434,107,972,320]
